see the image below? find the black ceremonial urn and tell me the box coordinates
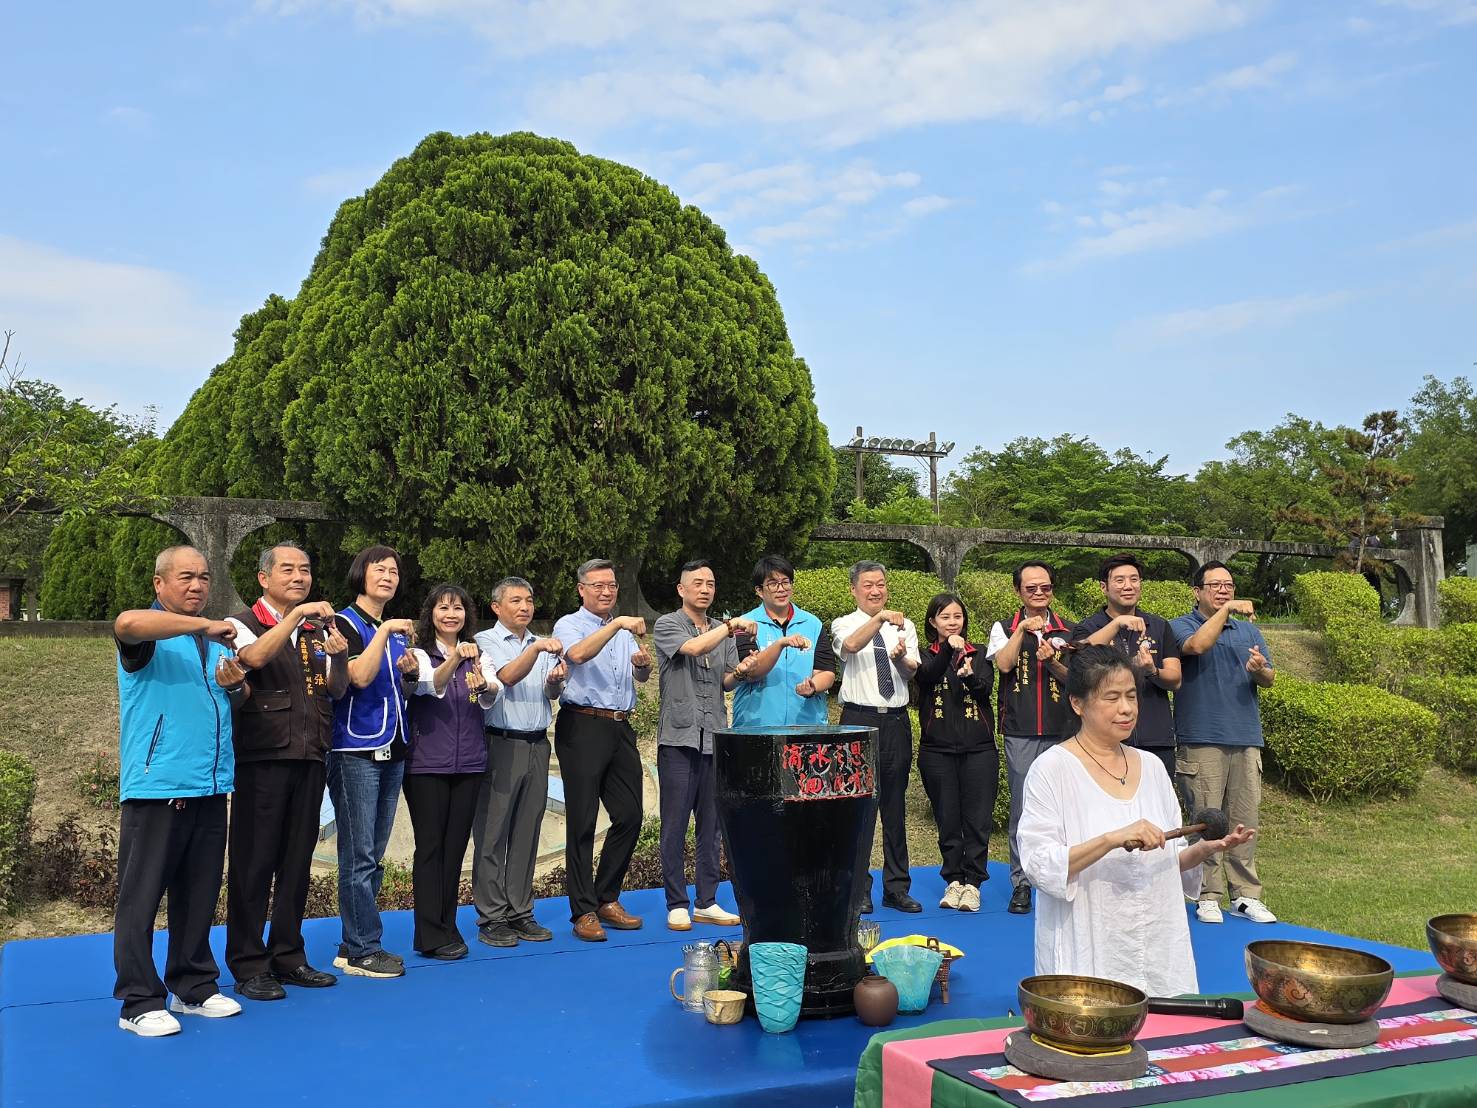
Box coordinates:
[715,724,878,1018]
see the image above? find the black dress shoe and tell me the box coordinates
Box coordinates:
[860,896,875,915]
[279,964,337,988]
[1008,884,1033,914]
[882,893,923,913]
[424,940,469,961]
[234,973,287,1001]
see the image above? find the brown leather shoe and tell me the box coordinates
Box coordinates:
[573,913,607,942]
[597,901,643,930]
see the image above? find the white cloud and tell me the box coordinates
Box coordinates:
[1122,290,1357,345]
[1375,216,1477,251]
[902,195,954,219]
[0,236,238,422]
[266,0,1252,144]
[1197,51,1297,93]
[1025,180,1298,274]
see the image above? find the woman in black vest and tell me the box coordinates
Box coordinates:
[404,584,501,959]
[916,592,997,913]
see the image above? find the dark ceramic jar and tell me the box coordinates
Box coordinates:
[854,973,899,1026]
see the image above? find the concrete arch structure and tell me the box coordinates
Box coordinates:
[809,520,1447,628]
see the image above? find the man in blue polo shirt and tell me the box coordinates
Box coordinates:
[553,558,651,942]
[1171,561,1277,927]
[731,554,836,728]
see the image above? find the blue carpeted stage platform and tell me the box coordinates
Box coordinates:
[0,863,1436,1107]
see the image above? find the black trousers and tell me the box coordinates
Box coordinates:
[402,771,482,952]
[918,746,997,887]
[1138,744,1177,787]
[554,709,643,921]
[225,758,326,981]
[113,794,228,1018]
[840,706,912,899]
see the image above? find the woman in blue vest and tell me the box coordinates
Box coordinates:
[404,583,501,960]
[328,545,424,980]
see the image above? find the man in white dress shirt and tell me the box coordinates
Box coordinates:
[832,561,922,914]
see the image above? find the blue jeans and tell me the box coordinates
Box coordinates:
[327,752,404,958]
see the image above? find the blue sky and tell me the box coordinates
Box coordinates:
[3,1,1474,477]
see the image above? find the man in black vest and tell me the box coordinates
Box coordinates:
[225,543,350,1000]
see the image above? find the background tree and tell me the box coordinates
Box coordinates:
[1280,410,1414,574]
[940,434,1192,584]
[56,133,833,616]
[1403,375,1477,570]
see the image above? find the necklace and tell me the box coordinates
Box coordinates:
[1074,737,1129,786]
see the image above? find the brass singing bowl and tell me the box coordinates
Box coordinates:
[1017,975,1148,1052]
[1427,915,1477,985]
[1245,940,1393,1024]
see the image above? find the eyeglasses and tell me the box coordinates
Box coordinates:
[1022,584,1053,595]
[761,580,793,591]
[1200,581,1235,592]
[581,582,619,593]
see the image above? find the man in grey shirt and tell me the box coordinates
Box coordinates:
[653,560,756,931]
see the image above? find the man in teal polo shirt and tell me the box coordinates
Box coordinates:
[1172,561,1277,927]
[112,545,248,1036]
[731,554,836,728]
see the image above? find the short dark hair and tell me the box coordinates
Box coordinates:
[1065,643,1134,702]
[258,543,308,575]
[346,545,403,597]
[1098,553,1145,582]
[415,583,478,651]
[576,558,615,583]
[752,554,795,588]
[678,559,712,579]
[924,592,969,644]
[1192,560,1233,588]
[1012,560,1056,589]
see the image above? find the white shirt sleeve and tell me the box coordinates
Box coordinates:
[902,619,921,664]
[985,621,1008,659]
[227,617,257,649]
[411,648,442,698]
[477,651,503,704]
[1019,751,1078,903]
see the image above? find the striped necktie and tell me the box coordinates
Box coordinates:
[872,631,895,698]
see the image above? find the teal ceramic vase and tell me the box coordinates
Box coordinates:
[749,942,808,1033]
[872,946,944,1014]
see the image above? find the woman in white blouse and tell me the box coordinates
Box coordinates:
[1019,645,1253,996]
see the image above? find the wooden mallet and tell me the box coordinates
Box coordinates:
[1123,807,1229,852]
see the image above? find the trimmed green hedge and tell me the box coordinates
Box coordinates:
[0,750,37,913]
[792,567,947,639]
[1292,572,1381,631]
[1323,616,1477,691]
[1400,676,1477,773]
[1440,578,1477,627]
[1069,578,1194,623]
[1261,677,1437,800]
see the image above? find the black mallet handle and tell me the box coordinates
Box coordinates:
[1123,807,1229,851]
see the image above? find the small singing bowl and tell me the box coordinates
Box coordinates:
[1017,975,1147,1053]
[1427,915,1477,985]
[1245,940,1393,1024]
[703,990,748,1025]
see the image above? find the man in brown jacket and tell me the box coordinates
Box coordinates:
[225,544,350,1000]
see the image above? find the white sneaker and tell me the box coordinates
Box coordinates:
[957,885,981,913]
[118,1009,181,1037]
[1232,897,1278,924]
[667,907,692,931]
[1196,899,1224,924]
[692,904,741,926]
[169,992,242,1019]
[939,882,964,909]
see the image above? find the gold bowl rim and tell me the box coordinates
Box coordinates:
[1427,913,1477,939]
[1245,939,1394,981]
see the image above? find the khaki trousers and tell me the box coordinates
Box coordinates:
[1176,744,1263,902]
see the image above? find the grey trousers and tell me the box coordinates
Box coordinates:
[1005,734,1060,888]
[471,731,551,927]
[1177,743,1263,902]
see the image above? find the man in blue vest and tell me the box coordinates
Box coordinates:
[731,554,836,729]
[113,545,247,1037]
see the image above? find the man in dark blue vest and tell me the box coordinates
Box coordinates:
[113,545,247,1037]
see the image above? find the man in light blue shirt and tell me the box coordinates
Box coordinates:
[469,576,566,948]
[552,558,652,942]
